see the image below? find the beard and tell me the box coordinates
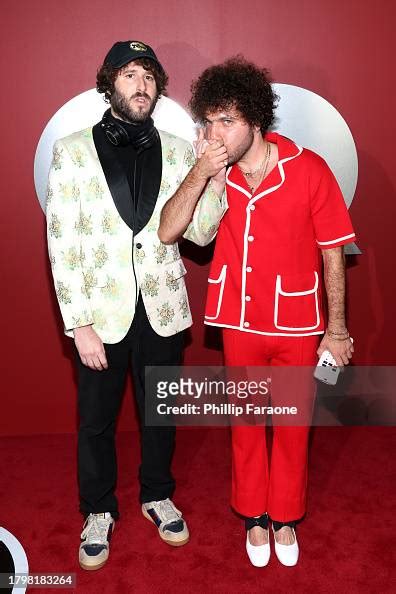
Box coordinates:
[226,127,255,165]
[110,89,158,123]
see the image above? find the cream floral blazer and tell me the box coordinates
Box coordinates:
[46,127,226,343]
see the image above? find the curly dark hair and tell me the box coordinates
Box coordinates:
[189,56,277,133]
[96,58,168,102]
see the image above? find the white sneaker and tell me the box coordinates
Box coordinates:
[246,530,271,567]
[79,512,114,570]
[272,525,299,566]
[142,498,189,546]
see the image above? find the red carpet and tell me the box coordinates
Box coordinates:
[0,427,394,593]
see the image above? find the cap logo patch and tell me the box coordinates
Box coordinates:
[130,42,147,52]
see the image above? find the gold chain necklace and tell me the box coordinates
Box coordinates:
[239,157,265,177]
[239,142,270,177]
[242,142,271,194]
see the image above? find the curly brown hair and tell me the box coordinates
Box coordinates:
[96,58,169,102]
[189,56,277,132]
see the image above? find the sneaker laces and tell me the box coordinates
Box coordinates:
[81,514,112,545]
[152,499,182,524]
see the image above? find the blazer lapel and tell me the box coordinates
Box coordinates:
[134,131,162,234]
[92,122,133,229]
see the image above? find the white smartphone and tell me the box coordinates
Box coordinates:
[313,338,353,385]
[313,350,340,385]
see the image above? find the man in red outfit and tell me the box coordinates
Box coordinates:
[158,56,355,567]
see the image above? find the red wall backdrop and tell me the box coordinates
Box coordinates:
[1,0,395,435]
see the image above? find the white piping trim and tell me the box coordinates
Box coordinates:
[204,320,324,337]
[274,271,320,331]
[232,144,304,327]
[205,264,227,320]
[276,271,319,297]
[317,233,356,246]
[248,145,303,206]
[226,175,251,199]
[239,208,252,326]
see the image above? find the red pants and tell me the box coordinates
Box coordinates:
[223,329,320,521]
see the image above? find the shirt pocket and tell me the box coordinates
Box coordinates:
[205,264,227,321]
[274,271,320,331]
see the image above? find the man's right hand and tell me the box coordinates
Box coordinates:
[194,129,228,180]
[73,325,108,371]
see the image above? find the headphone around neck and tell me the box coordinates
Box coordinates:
[100,110,158,153]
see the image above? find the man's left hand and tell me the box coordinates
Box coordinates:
[317,334,354,367]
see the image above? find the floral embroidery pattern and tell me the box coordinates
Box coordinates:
[82,268,97,298]
[75,211,93,235]
[166,271,180,292]
[135,247,146,264]
[56,281,71,304]
[183,180,225,245]
[79,247,86,266]
[166,148,176,165]
[157,302,175,326]
[46,185,53,205]
[184,147,196,168]
[52,145,63,170]
[154,244,167,264]
[102,210,119,235]
[141,273,160,297]
[197,214,217,236]
[86,177,104,201]
[59,181,80,202]
[70,146,86,167]
[71,310,91,327]
[49,213,62,238]
[101,278,120,299]
[159,179,171,197]
[93,243,108,268]
[62,247,80,270]
[179,297,189,319]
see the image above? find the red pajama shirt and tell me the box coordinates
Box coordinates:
[205,133,356,520]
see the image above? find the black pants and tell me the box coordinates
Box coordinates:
[76,295,184,519]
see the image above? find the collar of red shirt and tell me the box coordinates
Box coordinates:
[227,132,302,195]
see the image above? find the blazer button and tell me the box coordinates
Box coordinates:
[246,266,252,272]
[249,205,255,211]
[248,235,254,242]
[136,243,142,249]
[243,321,250,328]
[245,296,251,301]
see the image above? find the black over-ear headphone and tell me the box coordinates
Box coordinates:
[100,109,158,153]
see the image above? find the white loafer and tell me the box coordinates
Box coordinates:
[272,525,299,566]
[246,531,271,567]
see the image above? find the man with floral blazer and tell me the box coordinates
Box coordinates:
[46,40,227,571]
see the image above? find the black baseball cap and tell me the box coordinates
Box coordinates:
[103,40,164,71]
